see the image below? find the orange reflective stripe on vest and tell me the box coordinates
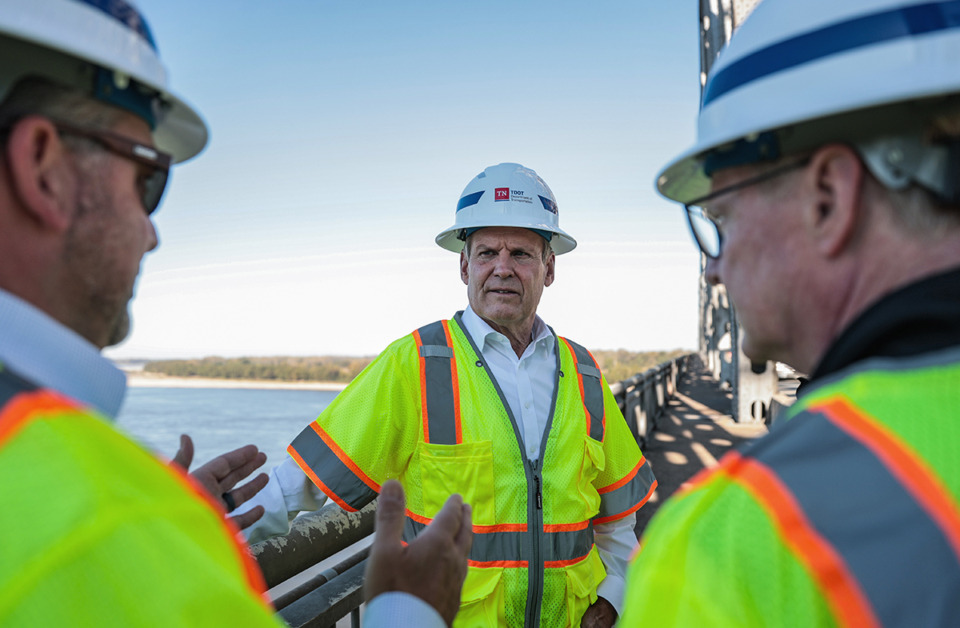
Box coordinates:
[734,396,960,626]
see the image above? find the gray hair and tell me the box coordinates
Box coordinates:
[0,77,124,149]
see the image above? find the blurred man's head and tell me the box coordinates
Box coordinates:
[656,0,960,372]
[0,0,207,348]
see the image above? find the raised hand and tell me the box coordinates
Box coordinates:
[171,434,269,530]
[364,480,473,626]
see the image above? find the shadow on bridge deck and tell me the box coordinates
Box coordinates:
[635,363,771,536]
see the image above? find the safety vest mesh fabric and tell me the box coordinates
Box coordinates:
[0,366,281,627]
[288,316,654,627]
[620,347,960,627]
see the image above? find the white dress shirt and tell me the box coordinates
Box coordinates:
[0,288,127,419]
[240,306,638,618]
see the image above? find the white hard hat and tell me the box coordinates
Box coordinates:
[436,162,577,255]
[657,0,960,205]
[0,0,207,163]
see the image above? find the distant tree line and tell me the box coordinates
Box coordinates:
[591,349,691,383]
[143,356,375,383]
[143,349,691,385]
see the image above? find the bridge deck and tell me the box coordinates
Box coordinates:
[635,363,773,535]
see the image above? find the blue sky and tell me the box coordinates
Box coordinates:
[105,0,703,360]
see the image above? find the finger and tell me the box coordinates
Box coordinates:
[421,492,465,541]
[171,434,194,470]
[373,480,407,547]
[217,451,267,491]
[195,444,261,484]
[454,502,473,557]
[227,472,269,507]
[230,505,265,531]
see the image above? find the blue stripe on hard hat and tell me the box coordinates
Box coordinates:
[457,190,484,211]
[702,1,960,108]
[539,195,558,214]
[76,0,158,51]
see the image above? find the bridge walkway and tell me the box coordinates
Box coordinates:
[635,363,776,535]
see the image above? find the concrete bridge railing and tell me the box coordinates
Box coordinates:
[251,353,694,626]
[609,354,694,448]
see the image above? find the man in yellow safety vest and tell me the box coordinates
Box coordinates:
[619,0,960,624]
[242,162,657,627]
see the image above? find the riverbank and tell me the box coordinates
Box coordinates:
[126,372,348,391]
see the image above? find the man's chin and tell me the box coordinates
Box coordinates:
[104,312,131,349]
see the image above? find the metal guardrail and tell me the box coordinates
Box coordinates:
[609,354,693,448]
[251,353,694,626]
[251,501,375,627]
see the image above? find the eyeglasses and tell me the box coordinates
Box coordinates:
[54,120,172,214]
[683,156,811,259]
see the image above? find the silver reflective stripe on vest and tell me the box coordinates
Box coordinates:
[288,425,378,511]
[416,321,459,445]
[751,405,960,625]
[597,459,657,522]
[563,338,605,442]
[404,516,595,565]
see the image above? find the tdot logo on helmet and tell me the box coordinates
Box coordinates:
[436,162,577,255]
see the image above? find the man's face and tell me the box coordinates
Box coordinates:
[63,112,160,348]
[460,227,555,335]
[703,163,808,366]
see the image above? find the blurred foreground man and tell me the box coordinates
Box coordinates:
[0,1,283,624]
[0,1,470,625]
[619,0,960,625]
[243,163,655,627]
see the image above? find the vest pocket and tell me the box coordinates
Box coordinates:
[577,435,606,514]
[454,566,504,627]
[419,440,495,525]
[563,546,606,625]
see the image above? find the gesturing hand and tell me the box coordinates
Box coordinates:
[171,434,269,530]
[364,480,473,626]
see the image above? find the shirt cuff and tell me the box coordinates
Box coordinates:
[236,463,290,545]
[363,592,445,628]
[596,574,626,616]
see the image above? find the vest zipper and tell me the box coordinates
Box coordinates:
[526,458,543,628]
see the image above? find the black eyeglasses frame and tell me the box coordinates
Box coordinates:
[683,155,812,259]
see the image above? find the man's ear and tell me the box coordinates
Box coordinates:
[460,249,469,286]
[543,251,555,287]
[806,144,864,258]
[5,116,75,232]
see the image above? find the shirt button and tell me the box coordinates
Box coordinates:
[524,402,530,409]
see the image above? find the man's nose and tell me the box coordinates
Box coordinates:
[147,218,159,253]
[493,251,515,276]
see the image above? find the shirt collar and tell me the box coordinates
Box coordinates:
[460,305,554,356]
[0,288,127,419]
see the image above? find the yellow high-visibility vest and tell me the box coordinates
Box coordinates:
[290,314,656,627]
[621,348,960,626]
[0,367,283,627]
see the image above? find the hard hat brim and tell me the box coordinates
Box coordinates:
[436,222,577,255]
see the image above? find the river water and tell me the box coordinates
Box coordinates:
[115,386,340,468]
